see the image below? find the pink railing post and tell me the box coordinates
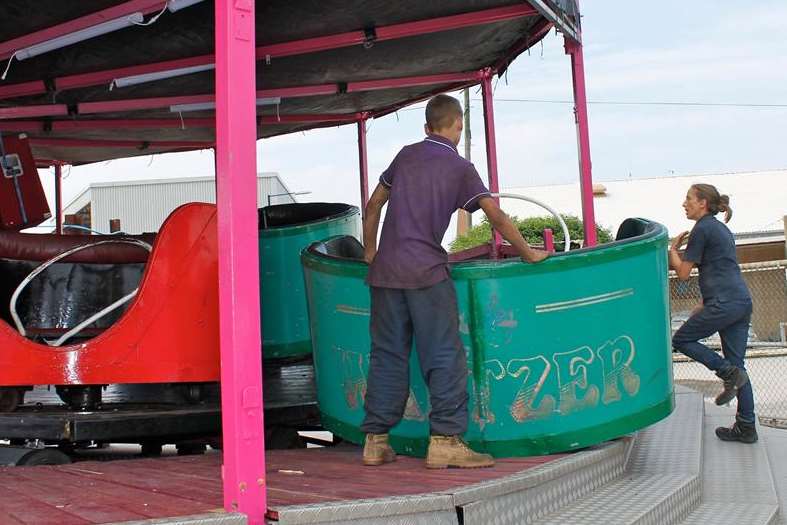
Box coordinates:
[357,116,369,215]
[54,163,63,234]
[214,0,267,523]
[564,36,597,247]
[543,228,554,253]
[480,68,503,258]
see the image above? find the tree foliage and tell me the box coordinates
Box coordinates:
[450,214,613,252]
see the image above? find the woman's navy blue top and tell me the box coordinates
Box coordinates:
[683,214,751,303]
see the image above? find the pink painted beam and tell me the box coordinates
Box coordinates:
[480,69,503,258]
[357,117,369,214]
[54,163,63,235]
[265,112,363,124]
[257,4,537,58]
[376,4,536,40]
[347,71,481,92]
[78,72,481,115]
[0,121,42,132]
[58,53,214,92]
[371,80,477,119]
[0,4,538,100]
[28,137,212,148]
[214,0,267,522]
[3,113,363,133]
[79,93,213,115]
[0,79,47,100]
[0,104,68,119]
[564,37,597,246]
[53,118,215,130]
[0,0,169,60]
[261,84,336,98]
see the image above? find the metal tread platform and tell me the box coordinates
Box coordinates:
[2,386,783,524]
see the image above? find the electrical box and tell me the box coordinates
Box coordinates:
[0,133,51,231]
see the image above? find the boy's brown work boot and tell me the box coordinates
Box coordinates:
[362,433,396,466]
[425,435,495,469]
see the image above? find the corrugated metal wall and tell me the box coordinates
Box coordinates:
[89,175,290,233]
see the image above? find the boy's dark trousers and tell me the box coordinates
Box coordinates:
[361,279,468,436]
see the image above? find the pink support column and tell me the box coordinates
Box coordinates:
[564,37,597,247]
[480,69,503,258]
[543,228,554,253]
[357,117,369,215]
[214,1,266,524]
[54,163,63,234]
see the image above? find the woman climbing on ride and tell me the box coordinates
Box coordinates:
[670,183,756,443]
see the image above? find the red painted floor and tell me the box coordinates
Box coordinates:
[0,447,563,524]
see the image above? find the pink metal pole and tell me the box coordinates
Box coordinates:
[564,37,597,246]
[214,0,266,523]
[480,69,503,258]
[357,117,369,215]
[54,163,63,235]
[542,228,554,253]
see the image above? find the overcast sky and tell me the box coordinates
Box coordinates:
[37,0,787,234]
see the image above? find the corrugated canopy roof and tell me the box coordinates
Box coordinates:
[0,0,579,165]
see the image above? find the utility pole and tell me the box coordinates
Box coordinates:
[457,88,473,237]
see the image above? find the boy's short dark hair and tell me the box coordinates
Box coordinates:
[425,95,462,131]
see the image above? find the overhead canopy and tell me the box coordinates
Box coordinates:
[0,0,579,165]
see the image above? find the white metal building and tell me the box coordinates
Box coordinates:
[494,169,787,239]
[63,173,293,233]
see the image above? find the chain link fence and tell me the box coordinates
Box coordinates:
[671,259,787,428]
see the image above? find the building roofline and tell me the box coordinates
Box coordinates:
[506,168,787,190]
[62,186,92,215]
[86,172,281,189]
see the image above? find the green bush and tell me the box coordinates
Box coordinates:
[450,214,613,253]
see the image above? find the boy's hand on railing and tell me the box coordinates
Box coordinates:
[522,248,549,264]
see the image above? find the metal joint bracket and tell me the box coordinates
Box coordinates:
[479,67,495,81]
[526,0,580,43]
[362,26,377,49]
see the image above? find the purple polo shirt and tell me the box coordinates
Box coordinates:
[367,134,490,289]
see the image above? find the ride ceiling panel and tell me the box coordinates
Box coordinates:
[0,0,578,164]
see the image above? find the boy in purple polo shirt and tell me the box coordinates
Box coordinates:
[361,94,548,469]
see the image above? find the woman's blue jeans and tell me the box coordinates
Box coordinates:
[672,298,755,423]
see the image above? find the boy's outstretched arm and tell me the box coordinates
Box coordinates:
[363,183,390,264]
[478,197,548,263]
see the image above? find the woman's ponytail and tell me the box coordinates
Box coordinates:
[691,184,732,223]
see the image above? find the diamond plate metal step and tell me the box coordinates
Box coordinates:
[457,438,632,525]
[266,387,786,525]
[271,437,632,525]
[528,388,704,525]
[528,473,699,525]
[763,427,787,525]
[675,393,781,525]
[110,513,247,525]
[677,502,778,525]
[271,493,457,525]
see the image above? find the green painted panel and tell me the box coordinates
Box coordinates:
[259,205,360,359]
[302,221,675,457]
